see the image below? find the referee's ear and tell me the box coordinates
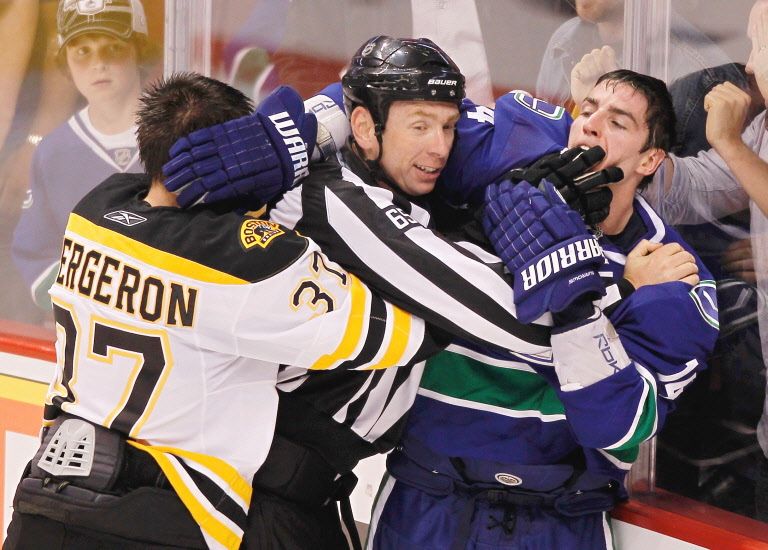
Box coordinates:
[350,106,379,160]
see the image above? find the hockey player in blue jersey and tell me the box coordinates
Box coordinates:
[11,0,152,309]
[363,70,719,550]
[159,63,718,548]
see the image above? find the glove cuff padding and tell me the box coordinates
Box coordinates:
[551,308,632,390]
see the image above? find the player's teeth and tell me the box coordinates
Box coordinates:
[417,165,438,173]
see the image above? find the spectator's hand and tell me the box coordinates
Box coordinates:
[703,82,751,153]
[624,240,699,289]
[721,238,756,284]
[750,7,768,103]
[570,46,618,106]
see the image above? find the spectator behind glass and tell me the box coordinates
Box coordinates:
[570,32,767,517]
[221,0,495,106]
[536,0,736,111]
[635,0,768,521]
[11,0,155,313]
[0,0,80,325]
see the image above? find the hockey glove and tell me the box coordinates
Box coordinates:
[163,85,318,208]
[483,179,606,323]
[505,146,622,226]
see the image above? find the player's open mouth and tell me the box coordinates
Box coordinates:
[416,164,440,174]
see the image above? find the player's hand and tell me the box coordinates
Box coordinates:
[703,82,751,154]
[483,179,606,323]
[721,238,756,284]
[624,240,699,288]
[163,85,318,208]
[571,46,619,106]
[505,146,622,225]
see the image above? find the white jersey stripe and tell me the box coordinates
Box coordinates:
[417,387,567,422]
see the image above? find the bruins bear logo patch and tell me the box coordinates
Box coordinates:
[240,218,285,250]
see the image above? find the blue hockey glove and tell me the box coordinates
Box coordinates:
[505,146,622,226]
[483,179,606,323]
[163,85,318,208]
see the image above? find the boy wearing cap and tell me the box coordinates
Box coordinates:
[11,0,153,310]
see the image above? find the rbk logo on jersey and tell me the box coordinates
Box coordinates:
[240,218,284,250]
[104,210,147,226]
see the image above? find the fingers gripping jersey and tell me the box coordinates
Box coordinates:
[46,174,433,549]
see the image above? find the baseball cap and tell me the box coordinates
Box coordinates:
[57,0,148,50]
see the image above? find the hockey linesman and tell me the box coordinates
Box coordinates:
[158,37,695,548]
[5,73,455,550]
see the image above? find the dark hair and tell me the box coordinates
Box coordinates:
[595,69,676,187]
[136,72,254,180]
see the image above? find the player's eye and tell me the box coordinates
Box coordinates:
[611,120,626,129]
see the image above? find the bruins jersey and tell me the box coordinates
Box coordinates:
[45,173,437,549]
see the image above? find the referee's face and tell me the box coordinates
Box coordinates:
[378,101,460,196]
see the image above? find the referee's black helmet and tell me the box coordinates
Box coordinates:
[342,35,465,130]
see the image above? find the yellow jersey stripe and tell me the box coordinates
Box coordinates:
[128,441,253,504]
[128,441,243,550]
[67,214,246,284]
[311,274,367,370]
[367,304,412,370]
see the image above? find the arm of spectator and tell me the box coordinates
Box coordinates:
[0,0,38,151]
[0,0,78,226]
[703,80,768,218]
[570,46,619,108]
[643,113,759,225]
[720,237,756,284]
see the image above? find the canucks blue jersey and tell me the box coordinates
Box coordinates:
[11,110,141,307]
[370,91,719,550]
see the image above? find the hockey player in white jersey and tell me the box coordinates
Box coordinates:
[4,73,449,550]
[11,0,153,310]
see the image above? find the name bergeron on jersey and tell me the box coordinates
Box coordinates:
[55,237,198,327]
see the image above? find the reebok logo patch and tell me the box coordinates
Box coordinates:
[240,218,284,250]
[104,210,147,226]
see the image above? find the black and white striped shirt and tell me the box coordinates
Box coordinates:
[269,148,552,470]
